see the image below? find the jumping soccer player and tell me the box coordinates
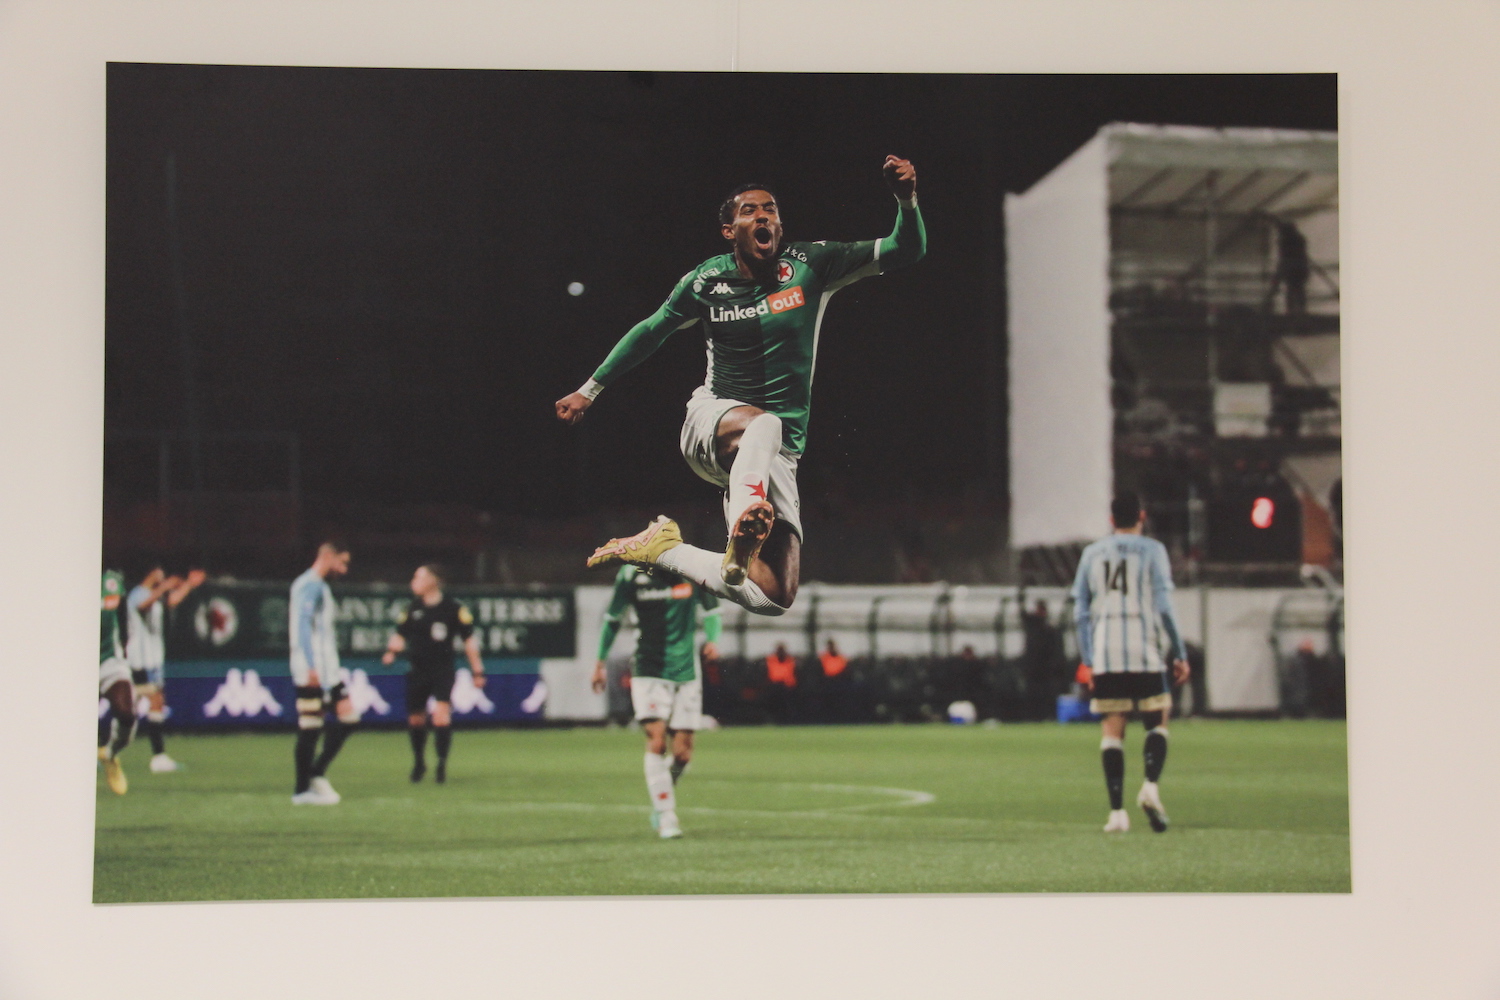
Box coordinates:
[98,569,134,795]
[290,541,357,805]
[556,156,926,616]
[125,564,206,772]
[593,564,721,839]
[1071,493,1192,833]
[381,564,486,784]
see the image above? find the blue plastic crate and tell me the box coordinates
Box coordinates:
[1055,694,1099,723]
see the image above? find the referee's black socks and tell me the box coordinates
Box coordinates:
[433,725,452,761]
[1101,736,1125,810]
[409,724,428,764]
[1144,727,1169,783]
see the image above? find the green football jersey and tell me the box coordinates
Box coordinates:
[101,569,125,665]
[591,198,925,455]
[598,566,722,683]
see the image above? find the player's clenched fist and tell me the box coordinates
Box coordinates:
[555,392,592,424]
[883,155,917,200]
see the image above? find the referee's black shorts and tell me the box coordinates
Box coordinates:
[405,663,457,715]
[1089,670,1171,715]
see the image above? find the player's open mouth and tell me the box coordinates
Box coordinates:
[753,226,773,249]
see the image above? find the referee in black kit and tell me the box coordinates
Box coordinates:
[382,564,487,783]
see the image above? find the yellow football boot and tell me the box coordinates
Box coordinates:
[721,500,774,586]
[103,755,128,795]
[586,516,682,569]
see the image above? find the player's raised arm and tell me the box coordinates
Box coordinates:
[166,568,207,607]
[555,272,702,425]
[877,155,927,272]
[134,572,180,612]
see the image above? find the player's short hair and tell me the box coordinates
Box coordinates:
[420,563,446,586]
[317,539,350,556]
[1111,493,1143,528]
[718,183,778,226]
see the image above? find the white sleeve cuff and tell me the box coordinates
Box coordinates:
[897,194,918,208]
[579,378,605,401]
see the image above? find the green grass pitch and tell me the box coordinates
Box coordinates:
[93,720,1349,901]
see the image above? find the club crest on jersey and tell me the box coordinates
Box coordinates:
[776,259,794,284]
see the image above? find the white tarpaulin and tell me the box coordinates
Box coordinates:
[1006,123,1338,548]
[1006,133,1113,547]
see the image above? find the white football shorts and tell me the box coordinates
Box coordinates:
[99,656,133,695]
[680,385,803,542]
[630,675,702,731]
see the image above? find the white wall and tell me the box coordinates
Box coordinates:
[1006,134,1114,547]
[540,585,611,721]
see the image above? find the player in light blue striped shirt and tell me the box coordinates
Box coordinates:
[1071,494,1191,834]
[289,541,357,805]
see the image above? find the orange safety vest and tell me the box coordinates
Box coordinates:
[820,653,848,678]
[766,654,797,687]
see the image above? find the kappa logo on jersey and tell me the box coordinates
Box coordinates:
[203,668,284,718]
[777,260,794,284]
[710,281,732,295]
[194,596,239,647]
[431,621,448,642]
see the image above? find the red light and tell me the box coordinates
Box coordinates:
[1250,497,1275,529]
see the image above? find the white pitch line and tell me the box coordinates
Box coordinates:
[422,782,937,824]
[797,784,936,810]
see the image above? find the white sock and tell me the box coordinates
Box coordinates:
[657,543,787,616]
[725,413,781,523]
[644,751,675,814]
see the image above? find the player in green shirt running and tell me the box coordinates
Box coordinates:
[98,569,135,795]
[593,565,722,839]
[556,156,926,616]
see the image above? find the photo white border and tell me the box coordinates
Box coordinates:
[3,1,1497,997]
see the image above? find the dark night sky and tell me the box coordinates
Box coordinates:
[105,67,1335,517]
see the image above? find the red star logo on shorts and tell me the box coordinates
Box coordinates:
[657,792,669,800]
[748,480,767,500]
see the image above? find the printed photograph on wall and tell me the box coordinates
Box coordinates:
[98,65,1344,900]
